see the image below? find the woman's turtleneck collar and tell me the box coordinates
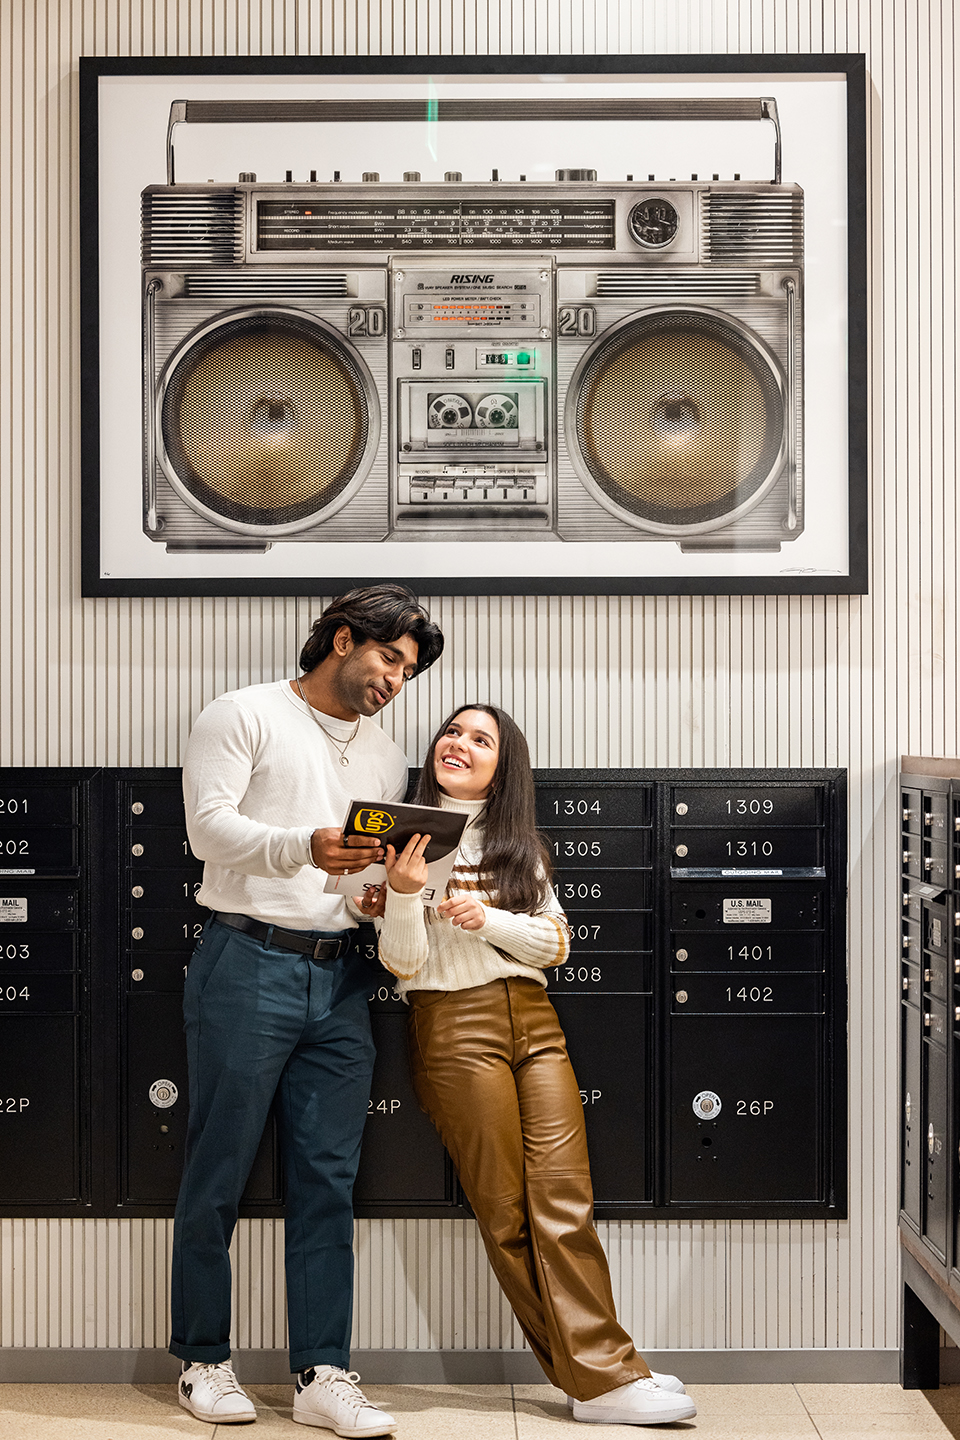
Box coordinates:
[438,791,489,828]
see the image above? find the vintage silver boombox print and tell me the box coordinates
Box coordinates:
[140,95,804,558]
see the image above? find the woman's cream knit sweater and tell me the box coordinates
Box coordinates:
[376,794,571,997]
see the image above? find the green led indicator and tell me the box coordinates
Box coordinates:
[516,352,532,365]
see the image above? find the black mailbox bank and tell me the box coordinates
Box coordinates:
[0,767,846,1222]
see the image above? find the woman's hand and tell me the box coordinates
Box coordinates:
[437,894,486,931]
[384,833,431,894]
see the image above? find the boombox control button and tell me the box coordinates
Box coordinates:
[445,172,462,182]
[238,172,256,182]
[404,171,421,182]
[556,169,597,181]
[363,172,380,182]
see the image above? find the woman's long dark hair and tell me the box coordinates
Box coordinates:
[413,704,553,915]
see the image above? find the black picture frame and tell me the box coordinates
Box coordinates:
[80,53,867,598]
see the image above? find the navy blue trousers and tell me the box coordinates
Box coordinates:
[169,916,379,1372]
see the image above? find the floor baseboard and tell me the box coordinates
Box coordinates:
[0,1347,916,1385]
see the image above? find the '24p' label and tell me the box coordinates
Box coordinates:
[722,898,772,925]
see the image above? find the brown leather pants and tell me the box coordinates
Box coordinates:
[406,976,651,1401]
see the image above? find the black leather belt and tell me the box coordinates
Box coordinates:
[213,911,353,961]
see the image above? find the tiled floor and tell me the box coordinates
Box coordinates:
[1,1382,960,1440]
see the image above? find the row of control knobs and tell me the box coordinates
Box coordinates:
[235,169,736,183]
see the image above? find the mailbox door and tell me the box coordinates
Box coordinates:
[669,1015,823,1204]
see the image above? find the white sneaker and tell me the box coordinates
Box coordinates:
[293,1366,397,1435]
[567,1372,686,1406]
[572,1376,697,1425]
[178,1360,257,1423]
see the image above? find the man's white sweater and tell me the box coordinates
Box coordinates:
[183,679,407,930]
[376,794,571,996]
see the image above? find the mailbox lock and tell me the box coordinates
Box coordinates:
[131,801,144,815]
[692,1090,721,1120]
[675,802,688,815]
[905,1092,912,1124]
[924,858,934,870]
[131,885,144,899]
[924,1011,932,1028]
[928,1122,936,1156]
[131,927,144,941]
[676,948,688,962]
[675,990,689,1004]
[131,843,144,857]
[924,812,933,826]
[132,968,144,982]
[955,1006,960,1023]
[149,1079,178,1109]
[902,976,910,992]
[924,968,932,983]
[902,850,911,864]
[675,844,689,857]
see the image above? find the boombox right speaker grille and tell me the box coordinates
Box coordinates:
[574,310,785,530]
[160,314,369,528]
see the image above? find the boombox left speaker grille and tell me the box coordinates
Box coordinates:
[160,314,370,528]
[573,310,785,530]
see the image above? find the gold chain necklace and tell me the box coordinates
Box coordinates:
[295,679,361,767]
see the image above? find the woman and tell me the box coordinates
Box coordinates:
[370,704,696,1426]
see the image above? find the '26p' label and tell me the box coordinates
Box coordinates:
[722,898,771,925]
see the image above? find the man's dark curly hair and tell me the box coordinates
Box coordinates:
[299,585,443,679]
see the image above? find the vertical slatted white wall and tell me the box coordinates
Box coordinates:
[0,0,955,1358]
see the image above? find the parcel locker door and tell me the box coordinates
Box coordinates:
[550,994,651,1206]
[119,774,280,1211]
[0,1017,79,1201]
[124,991,281,1207]
[922,1036,949,1263]
[669,1015,823,1204]
[353,1012,458,1212]
[901,1001,922,1229]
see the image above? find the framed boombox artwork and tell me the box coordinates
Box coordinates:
[79,54,867,598]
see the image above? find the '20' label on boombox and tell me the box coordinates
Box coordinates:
[722,898,772,925]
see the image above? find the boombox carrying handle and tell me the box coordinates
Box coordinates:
[165,96,782,185]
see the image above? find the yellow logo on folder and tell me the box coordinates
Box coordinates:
[354,808,395,835]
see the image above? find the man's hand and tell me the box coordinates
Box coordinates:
[354,883,387,918]
[437,894,486,931]
[311,826,383,875]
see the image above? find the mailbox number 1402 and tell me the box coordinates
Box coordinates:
[727,986,773,1003]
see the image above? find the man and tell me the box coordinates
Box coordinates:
[170,585,443,1432]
